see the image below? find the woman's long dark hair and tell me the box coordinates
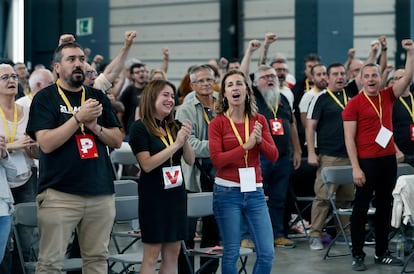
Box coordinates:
[139,80,179,138]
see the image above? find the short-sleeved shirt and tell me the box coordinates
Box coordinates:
[307,89,353,157]
[393,91,414,155]
[26,84,121,195]
[120,85,145,135]
[342,87,396,158]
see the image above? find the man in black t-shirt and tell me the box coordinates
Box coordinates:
[120,62,148,137]
[253,65,302,248]
[306,63,355,251]
[26,42,123,273]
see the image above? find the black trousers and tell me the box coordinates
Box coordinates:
[351,155,396,258]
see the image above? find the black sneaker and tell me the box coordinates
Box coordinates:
[352,256,367,271]
[374,252,404,266]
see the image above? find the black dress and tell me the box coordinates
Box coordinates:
[128,120,187,243]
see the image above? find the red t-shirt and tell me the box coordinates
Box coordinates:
[208,113,278,183]
[342,87,396,158]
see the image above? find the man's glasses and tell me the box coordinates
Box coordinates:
[194,78,214,85]
[85,70,98,78]
[259,74,277,80]
[0,74,18,82]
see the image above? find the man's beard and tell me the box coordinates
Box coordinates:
[69,75,84,88]
[259,86,281,106]
[64,69,85,88]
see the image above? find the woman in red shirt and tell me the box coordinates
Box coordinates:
[208,70,278,274]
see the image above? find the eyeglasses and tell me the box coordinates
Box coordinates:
[194,78,214,85]
[259,74,277,80]
[393,76,403,81]
[0,74,18,82]
[85,70,98,78]
[274,68,287,72]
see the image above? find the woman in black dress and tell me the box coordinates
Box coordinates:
[129,80,195,274]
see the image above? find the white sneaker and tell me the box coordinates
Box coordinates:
[309,237,323,250]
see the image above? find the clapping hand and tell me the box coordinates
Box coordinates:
[252,121,262,144]
[176,120,192,147]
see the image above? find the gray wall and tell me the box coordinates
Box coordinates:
[88,0,401,87]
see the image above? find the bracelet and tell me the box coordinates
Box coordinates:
[97,125,104,138]
[73,112,81,124]
[382,47,388,51]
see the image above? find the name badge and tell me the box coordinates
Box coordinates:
[238,167,256,192]
[162,165,183,189]
[75,134,99,159]
[411,124,414,141]
[270,118,284,135]
[375,125,393,148]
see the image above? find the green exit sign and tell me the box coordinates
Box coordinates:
[76,17,93,36]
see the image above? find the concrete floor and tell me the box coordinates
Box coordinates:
[109,224,412,274]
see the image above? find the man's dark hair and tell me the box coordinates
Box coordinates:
[53,42,83,64]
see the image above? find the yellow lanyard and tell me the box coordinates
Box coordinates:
[326,88,348,110]
[399,93,414,123]
[28,92,33,100]
[305,78,311,92]
[202,108,212,125]
[56,79,86,133]
[226,111,249,167]
[363,92,383,124]
[23,84,31,96]
[159,125,174,165]
[265,97,280,119]
[200,98,215,125]
[0,104,18,143]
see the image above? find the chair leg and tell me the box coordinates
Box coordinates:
[238,256,249,274]
[289,187,311,239]
[181,241,195,274]
[323,217,351,259]
[401,250,414,274]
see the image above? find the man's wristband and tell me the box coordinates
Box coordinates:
[73,112,81,124]
[382,47,388,51]
[97,125,104,138]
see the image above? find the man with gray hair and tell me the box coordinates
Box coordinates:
[252,64,302,248]
[176,64,220,274]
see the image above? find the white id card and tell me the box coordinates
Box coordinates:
[238,167,256,192]
[375,125,393,148]
[162,165,183,189]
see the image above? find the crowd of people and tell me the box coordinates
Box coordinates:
[0,29,413,274]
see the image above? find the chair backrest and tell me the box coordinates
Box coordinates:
[114,196,139,222]
[114,180,138,197]
[187,192,213,218]
[397,163,414,177]
[13,203,83,274]
[321,165,353,186]
[13,202,38,227]
[110,143,138,166]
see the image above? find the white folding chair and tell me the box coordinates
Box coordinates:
[182,192,253,274]
[13,202,82,274]
[110,142,140,181]
[321,165,377,260]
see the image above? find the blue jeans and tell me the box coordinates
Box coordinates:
[261,155,292,238]
[0,215,11,262]
[213,184,274,274]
